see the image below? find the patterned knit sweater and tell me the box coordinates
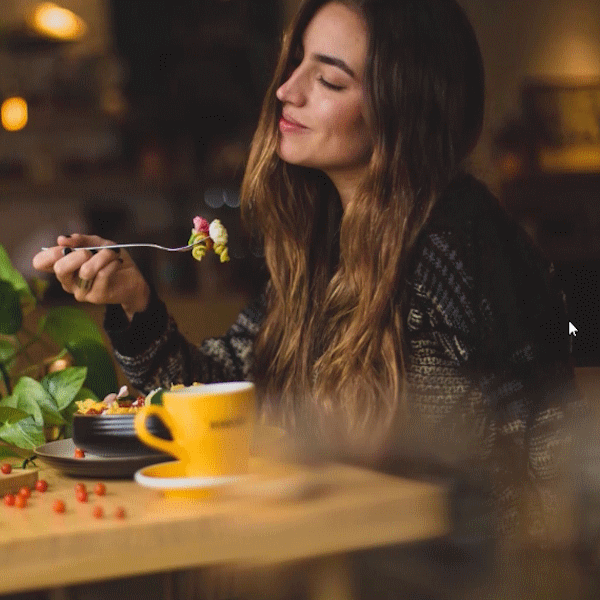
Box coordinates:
[105,174,583,538]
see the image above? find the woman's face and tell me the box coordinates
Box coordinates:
[276,2,371,183]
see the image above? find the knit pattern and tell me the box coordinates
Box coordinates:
[105,175,583,538]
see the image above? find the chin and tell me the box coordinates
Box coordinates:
[277,141,311,167]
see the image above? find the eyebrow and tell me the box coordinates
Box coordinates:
[311,53,356,78]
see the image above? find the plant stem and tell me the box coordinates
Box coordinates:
[0,362,12,395]
[15,331,36,366]
[15,349,68,380]
[10,330,56,364]
[22,326,55,352]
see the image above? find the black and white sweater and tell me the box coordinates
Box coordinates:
[105,175,583,537]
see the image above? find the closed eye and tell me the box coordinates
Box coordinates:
[318,77,344,91]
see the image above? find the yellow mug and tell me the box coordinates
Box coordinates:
[134,382,256,477]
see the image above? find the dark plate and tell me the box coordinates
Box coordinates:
[72,413,172,458]
[35,439,171,479]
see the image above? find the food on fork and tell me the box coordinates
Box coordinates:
[209,219,229,262]
[188,216,230,263]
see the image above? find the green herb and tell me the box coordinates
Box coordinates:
[0,245,118,458]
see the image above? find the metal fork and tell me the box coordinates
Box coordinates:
[42,237,210,254]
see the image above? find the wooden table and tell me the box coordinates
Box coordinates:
[0,459,448,597]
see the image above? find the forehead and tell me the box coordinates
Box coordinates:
[302,2,368,77]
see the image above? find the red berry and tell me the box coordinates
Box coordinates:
[4,494,15,506]
[114,506,126,519]
[74,483,86,494]
[92,505,103,519]
[18,486,31,498]
[35,479,48,493]
[1,463,12,475]
[94,482,106,496]
[74,448,85,459]
[52,499,66,513]
[15,494,27,508]
[76,490,88,503]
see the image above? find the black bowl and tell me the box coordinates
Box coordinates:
[72,413,172,457]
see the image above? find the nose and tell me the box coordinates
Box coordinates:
[276,66,306,106]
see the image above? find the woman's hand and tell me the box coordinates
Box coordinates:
[32,234,150,321]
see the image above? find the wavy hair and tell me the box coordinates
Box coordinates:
[240,0,484,447]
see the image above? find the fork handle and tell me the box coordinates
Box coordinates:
[41,244,125,252]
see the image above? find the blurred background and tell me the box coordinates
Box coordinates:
[2,4,600,599]
[0,0,599,365]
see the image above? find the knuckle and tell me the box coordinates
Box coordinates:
[78,266,93,280]
[53,262,67,278]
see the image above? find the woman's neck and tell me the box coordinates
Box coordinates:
[326,167,366,210]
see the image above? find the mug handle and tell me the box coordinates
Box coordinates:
[134,406,188,461]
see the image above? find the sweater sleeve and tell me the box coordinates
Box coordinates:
[407,205,585,540]
[103,288,265,393]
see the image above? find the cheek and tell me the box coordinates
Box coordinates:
[323,100,369,149]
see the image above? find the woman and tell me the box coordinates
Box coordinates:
[34,0,580,539]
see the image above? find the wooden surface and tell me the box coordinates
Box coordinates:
[0,459,448,595]
[0,467,38,495]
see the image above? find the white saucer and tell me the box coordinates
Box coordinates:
[134,462,242,490]
[134,457,323,500]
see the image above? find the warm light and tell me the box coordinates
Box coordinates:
[47,358,71,373]
[1,97,28,132]
[498,152,523,178]
[31,2,87,41]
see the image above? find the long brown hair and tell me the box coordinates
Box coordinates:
[240,0,484,447]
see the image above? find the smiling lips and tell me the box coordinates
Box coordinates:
[279,113,309,133]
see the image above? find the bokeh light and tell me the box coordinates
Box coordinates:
[1,97,28,132]
[31,2,87,41]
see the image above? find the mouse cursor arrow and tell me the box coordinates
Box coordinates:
[569,322,578,336]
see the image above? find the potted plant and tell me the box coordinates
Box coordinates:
[0,245,118,461]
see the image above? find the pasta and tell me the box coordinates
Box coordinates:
[188,216,230,263]
[75,383,204,415]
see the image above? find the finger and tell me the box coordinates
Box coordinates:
[53,249,95,293]
[57,233,116,249]
[74,257,122,304]
[77,248,123,281]
[32,246,66,273]
[72,273,94,302]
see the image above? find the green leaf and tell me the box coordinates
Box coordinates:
[66,340,118,400]
[0,340,17,381]
[35,313,47,335]
[71,386,99,405]
[43,306,104,346]
[148,387,164,405]
[0,281,22,335]
[41,366,87,411]
[0,445,22,459]
[61,386,98,437]
[0,245,35,305]
[0,417,45,450]
[0,405,30,424]
[12,376,65,426]
[0,339,16,362]
[0,394,17,408]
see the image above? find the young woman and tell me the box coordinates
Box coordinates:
[33,0,581,538]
